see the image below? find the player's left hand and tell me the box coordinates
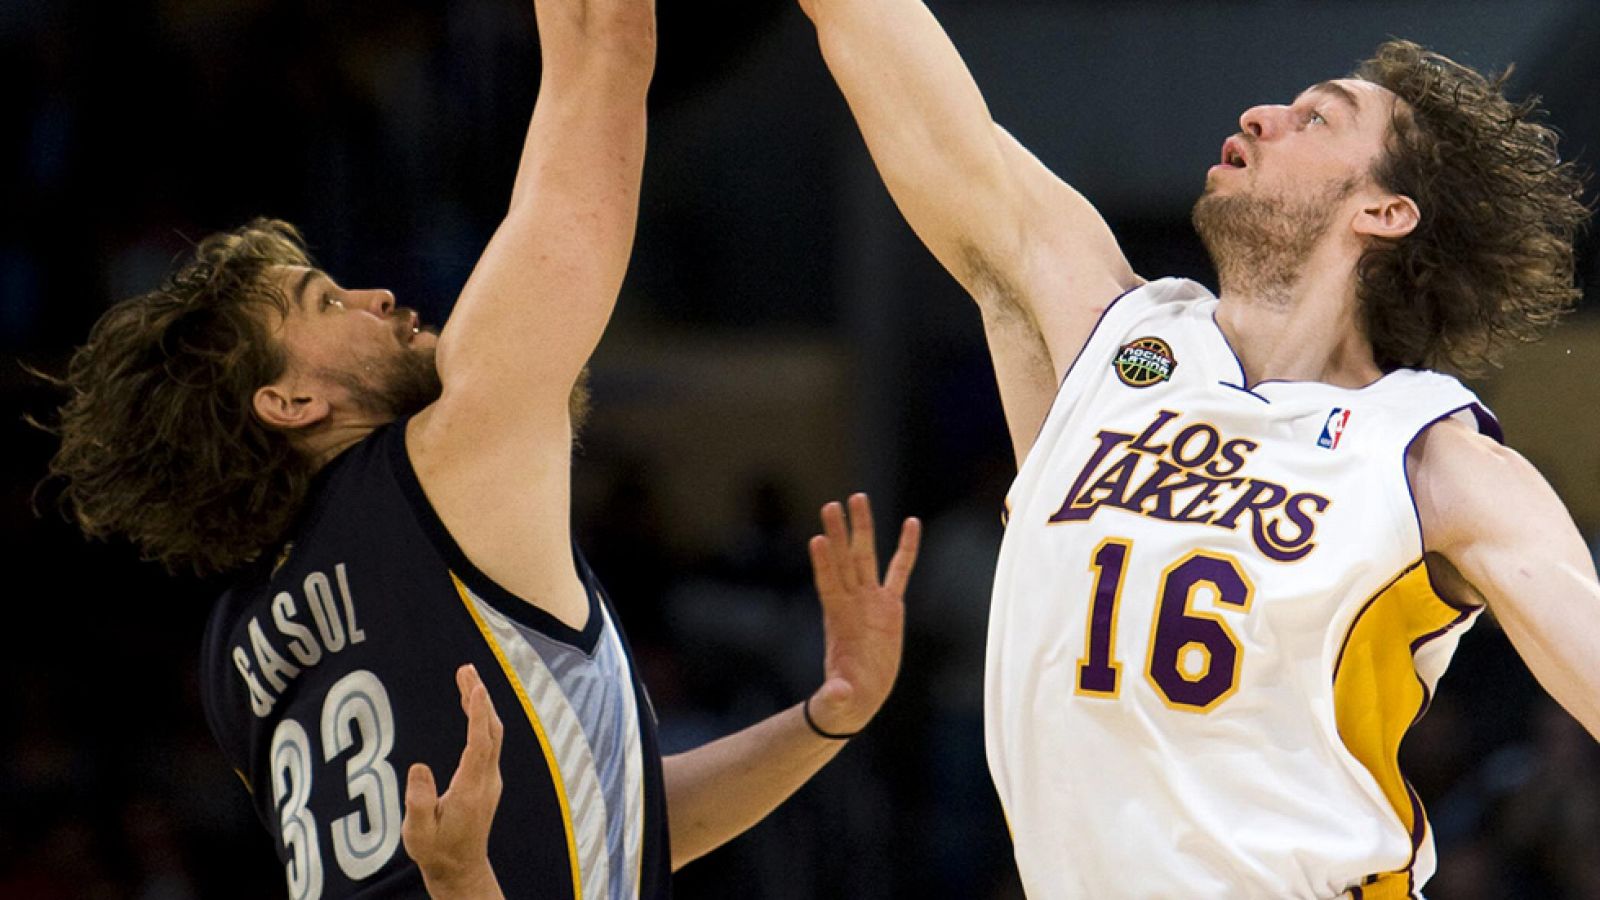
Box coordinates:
[403,664,506,899]
[806,493,921,736]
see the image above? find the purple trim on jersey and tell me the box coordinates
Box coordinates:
[1207,308,1268,401]
[1330,562,1421,684]
[1401,402,1499,610]
[1206,307,1406,398]
[1001,282,1144,522]
[1410,607,1475,655]
[1469,402,1504,444]
[1217,381,1271,403]
[1056,283,1146,392]
[1336,573,1476,900]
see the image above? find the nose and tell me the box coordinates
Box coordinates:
[352,289,396,316]
[1238,104,1288,140]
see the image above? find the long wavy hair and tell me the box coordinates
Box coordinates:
[1355,40,1589,373]
[41,219,313,576]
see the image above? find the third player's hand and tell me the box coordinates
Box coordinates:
[806,493,921,737]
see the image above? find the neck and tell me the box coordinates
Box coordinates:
[1213,241,1383,388]
[297,417,389,472]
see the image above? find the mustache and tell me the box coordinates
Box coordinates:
[389,307,429,344]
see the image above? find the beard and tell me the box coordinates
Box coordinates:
[324,346,443,421]
[1192,175,1357,304]
[325,350,593,437]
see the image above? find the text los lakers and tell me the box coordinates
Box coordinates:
[1051,409,1329,562]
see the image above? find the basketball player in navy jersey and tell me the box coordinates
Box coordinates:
[796,2,1596,897]
[43,0,920,895]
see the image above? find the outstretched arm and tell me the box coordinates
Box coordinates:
[663,494,921,870]
[1414,421,1600,739]
[798,0,1140,463]
[408,0,655,621]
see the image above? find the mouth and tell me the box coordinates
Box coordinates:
[395,309,422,344]
[1219,135,1249,169]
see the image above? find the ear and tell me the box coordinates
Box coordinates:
[1352,193,1420,240]
[253,381,331,431]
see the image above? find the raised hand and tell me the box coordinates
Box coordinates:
[403,664,507,900]
[805,493,922,737]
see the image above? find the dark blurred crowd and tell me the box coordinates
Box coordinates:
[5,1,1598,898]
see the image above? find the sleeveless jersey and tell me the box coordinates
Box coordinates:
[200,419,671,900]
[987,279,1499,900]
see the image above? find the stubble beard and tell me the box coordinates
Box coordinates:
[1191,176,1357,306]
[330,350,593,437]
[325,346,443,421]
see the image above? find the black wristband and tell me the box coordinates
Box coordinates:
[803,696,863,741]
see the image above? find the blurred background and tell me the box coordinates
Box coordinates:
[5,0,1600,897]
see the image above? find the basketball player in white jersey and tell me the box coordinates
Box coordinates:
[796,2,1598,897]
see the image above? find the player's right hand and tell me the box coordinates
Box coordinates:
[403,664,507,900]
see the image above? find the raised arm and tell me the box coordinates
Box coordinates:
[665,495,920,869]
[431,0,655,433]
[798,0,1140,463]
[406,0,655,620]
[1413,421,1600,740]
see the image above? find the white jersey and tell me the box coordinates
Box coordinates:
[987,279,1498,900]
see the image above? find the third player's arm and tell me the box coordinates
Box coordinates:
[664,495,920,869]
[798,0,1140,462]
[1414,420,1600,740]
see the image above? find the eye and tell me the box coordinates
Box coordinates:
[1307,110,1327,127]
[321,293,344,310]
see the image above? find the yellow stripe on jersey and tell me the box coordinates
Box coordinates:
[451,572,582,900]
[1332,561,1473,897]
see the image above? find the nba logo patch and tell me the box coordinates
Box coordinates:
[1317,408,1352,449]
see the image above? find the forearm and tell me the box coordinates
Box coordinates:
[663,702,849,870]
[800,0,1016,274]
[511,0,655,212]
[1489,559,1600,739]
[434,0,653,396]
[800,0,1134,380]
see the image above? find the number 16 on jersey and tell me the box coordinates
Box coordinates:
[1076,539,1255,713]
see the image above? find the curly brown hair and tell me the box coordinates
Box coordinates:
[42,218,314,576]
[1354,40,1590,373]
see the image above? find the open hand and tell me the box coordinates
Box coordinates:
[403,664,506,899]
[806,493,921,736]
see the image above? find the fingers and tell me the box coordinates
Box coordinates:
[846,493,879,586]
[404,762,440,840]
[814,494,920,595]
[883,517,922,598]
[819,500,858,591]
[456,663,481,716]
[808,533,846,599]
[456,678,504,792]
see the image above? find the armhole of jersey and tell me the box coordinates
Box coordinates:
[1009,282,1155,489]
[1056,282,1148,394]
[575,546,661,729]
[1398,400,1502,607]
[385,417,605,654]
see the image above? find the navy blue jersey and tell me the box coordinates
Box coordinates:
[200,420,671,899]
